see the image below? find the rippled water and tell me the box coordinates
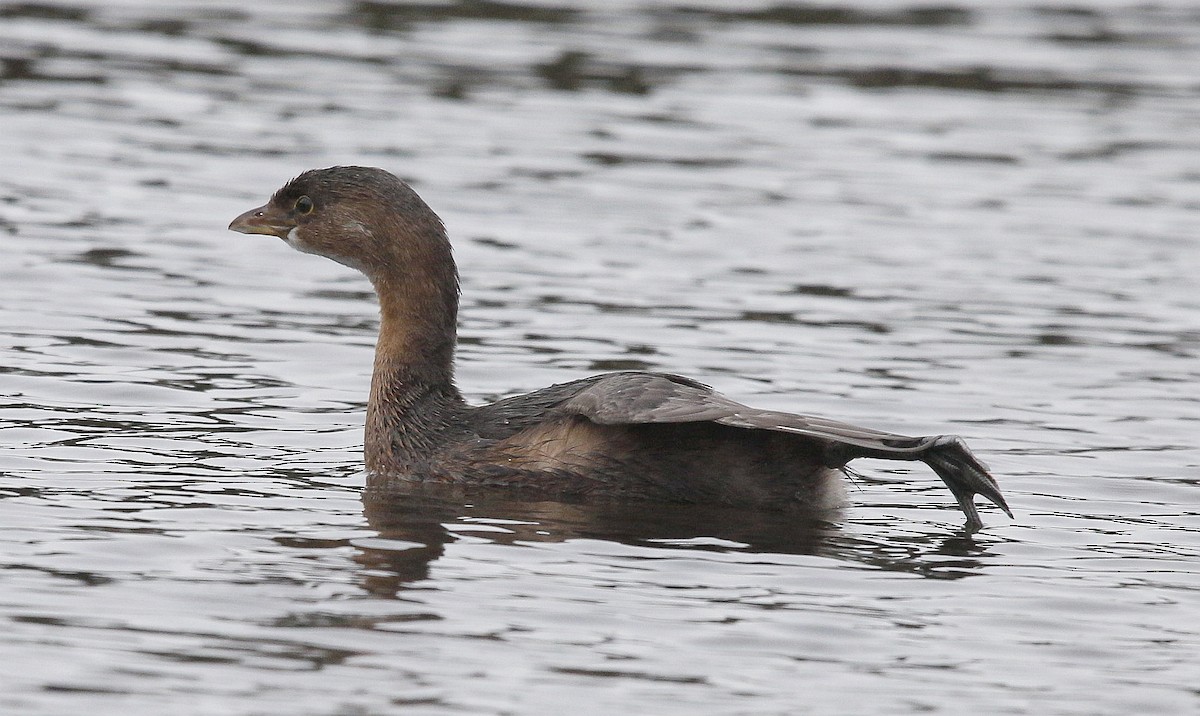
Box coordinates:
[2,1,1199,714]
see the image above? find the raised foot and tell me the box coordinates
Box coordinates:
[923,435,1012,532]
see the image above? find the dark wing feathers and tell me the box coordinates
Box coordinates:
[716,411,933,453]
[553,372,1010,530]
[557,372,744,424]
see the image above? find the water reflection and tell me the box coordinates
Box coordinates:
[356,485,998,597]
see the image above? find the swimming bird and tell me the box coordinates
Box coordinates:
[229,166,1011,530]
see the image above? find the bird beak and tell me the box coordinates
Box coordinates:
[228,203,293,239]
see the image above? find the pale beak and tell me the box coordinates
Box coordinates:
[228,203,293,239]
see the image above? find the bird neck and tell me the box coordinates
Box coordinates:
[364,270,465,472]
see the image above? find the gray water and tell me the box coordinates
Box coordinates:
[2,1,1198,714]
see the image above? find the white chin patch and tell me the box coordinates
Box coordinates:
[284,226,309,252]
[285,226,367,274]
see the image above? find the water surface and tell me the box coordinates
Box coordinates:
[2,2,1198,714]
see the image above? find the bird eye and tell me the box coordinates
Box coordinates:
[294,196,314,215]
